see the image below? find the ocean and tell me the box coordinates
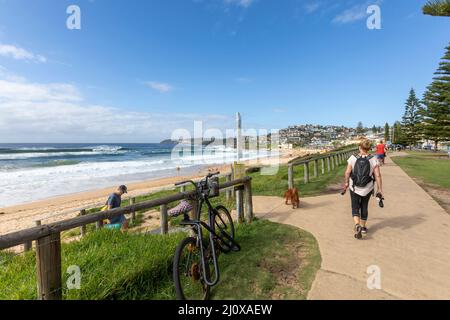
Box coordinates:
[0,143,260,208]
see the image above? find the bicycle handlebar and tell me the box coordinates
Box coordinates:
[175,180,196,188]
[207,171,220,178]
[175,172,220,188]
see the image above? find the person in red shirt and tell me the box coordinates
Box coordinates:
[376,140,386,165]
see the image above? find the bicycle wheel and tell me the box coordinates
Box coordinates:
[173,237,210,300]
[212,205,235,253]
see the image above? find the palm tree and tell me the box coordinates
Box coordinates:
[423,0,450,16]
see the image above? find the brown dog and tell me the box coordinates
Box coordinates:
[284,188,300,209]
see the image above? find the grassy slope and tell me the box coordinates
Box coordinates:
[250,162,347,197]
[0,220,320,300]
[392,151,450,189]
[213,220,321,300]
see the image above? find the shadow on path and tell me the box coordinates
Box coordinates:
[369,214,426,234]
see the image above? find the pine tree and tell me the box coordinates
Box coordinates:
[356,121,365,135]
[393,121,406,145]
[372,125,377,134]
[401,88,423,148]
[384,123,390,142]
[421,44,450,150]
[423,0,450,16]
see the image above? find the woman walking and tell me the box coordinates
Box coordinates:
[344,139,383,239]
[376,140,387,166]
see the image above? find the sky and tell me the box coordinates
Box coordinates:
[0,0,449,143]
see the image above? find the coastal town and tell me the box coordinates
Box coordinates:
[278,124,384,149]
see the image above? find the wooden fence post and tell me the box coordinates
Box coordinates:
[331,155,335,170]
[288,165,294,189]
[160,204,168,234]
[313,159,318,178]
[130,197,136,225]
[191,200,198,221]
[327,156,331,173]
[79,209,86,237]
[226,173,232,201]
[23,240,32,252]
[23,219,40,252]
[36,232,62,300]
[304,162,310,184]
[321,158,325,175]
[244,179,253,223]
[236,187,244,224]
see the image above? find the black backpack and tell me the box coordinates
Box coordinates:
[351,155,374,189]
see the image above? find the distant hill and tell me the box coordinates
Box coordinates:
[159,139,178,145]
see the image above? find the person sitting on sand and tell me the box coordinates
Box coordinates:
[105,185,129,230]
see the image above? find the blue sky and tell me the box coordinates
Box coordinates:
[0,0,449,142]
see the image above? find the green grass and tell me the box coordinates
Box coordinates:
[0,220,320,300]
[249,162,347,197]
[0,230,185,300]
[213,219,321,300]
[392,151,450,189]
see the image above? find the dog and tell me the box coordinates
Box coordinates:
[284,188,300,209]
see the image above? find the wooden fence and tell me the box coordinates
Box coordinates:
[0,176,253,300]
[287,149,359,189]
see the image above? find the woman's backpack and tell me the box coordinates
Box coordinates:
[351,155,374,190]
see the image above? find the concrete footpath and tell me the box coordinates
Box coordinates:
[254,156,450,300]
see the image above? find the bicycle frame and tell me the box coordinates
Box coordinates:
[179,196,240,287]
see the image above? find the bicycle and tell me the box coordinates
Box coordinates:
[172,172,241,300]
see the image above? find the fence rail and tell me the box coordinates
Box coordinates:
[287,148,358,189]
[0,175,253,300]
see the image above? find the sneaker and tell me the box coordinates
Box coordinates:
[361,227,368,234]
[354,224,362,239]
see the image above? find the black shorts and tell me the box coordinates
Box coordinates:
[350,190,373,221]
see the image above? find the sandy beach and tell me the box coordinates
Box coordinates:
[0,149,307,236]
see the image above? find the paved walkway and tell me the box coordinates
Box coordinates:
[254,156,450,300]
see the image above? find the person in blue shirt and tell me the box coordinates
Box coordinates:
[106,185,129,230]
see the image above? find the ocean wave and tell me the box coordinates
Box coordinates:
[0,158,192,207]
[0,147,279,207]
[89,145,124,153]
[0,151,127,160]
[32,160,82,168]
[0,145,126,154]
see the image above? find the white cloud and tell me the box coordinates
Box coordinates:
[0,44,47,63]
[332,1,382,24]
[235,77,252,84]
[224,0,254,8]
[0,74,232,142]
[0,80,81,102]
[144,81,174,93]
[305,2,321,14]
[332,4,367,24]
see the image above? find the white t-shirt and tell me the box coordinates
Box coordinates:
[347,155,378,197]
